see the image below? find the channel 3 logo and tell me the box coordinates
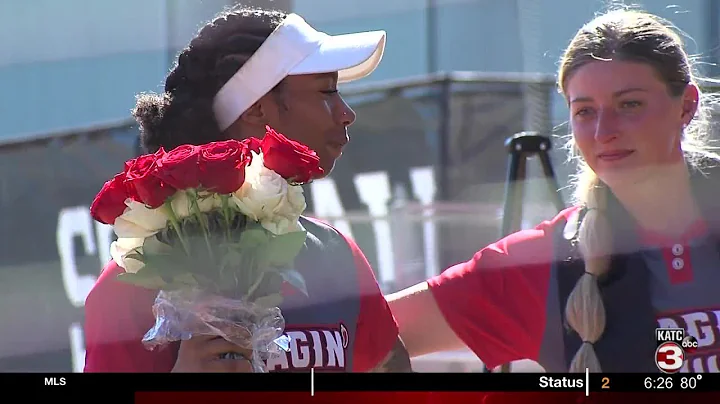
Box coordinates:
[655,328,698,373]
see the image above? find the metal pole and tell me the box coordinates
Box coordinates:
[164,0,175,70]
[426,0,437,74]
[436,75,451,201]
[707,0,720,77]
[500,139,528,237]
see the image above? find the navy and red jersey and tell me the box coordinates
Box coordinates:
[429,206,720,372]
[84,217,398,372]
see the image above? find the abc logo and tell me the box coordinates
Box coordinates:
[682,335,699,353]
[655,341,685,373]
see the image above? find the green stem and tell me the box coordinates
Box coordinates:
[163,200,191,255]
[221,195,232,242]
[190,191,216,265]
[198,217,215,261]
[245,262,264,301]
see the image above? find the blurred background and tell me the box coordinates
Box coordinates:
[1,0,718,373]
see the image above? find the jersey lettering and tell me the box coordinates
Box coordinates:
[657,308,720,372]
[267,324,350,371]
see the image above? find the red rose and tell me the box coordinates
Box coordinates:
[155,145,201,190]
[124,154,176,208]
[245,137,262,154]
[197,140,253,194]
[90,173,130,225]
[260,126,324,184]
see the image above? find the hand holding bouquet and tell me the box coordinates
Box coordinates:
[90,126,324,372]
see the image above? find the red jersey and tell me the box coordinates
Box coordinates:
[84,218,398,372]
[428,207,720,372]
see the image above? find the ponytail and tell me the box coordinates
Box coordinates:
[565,172,613,372]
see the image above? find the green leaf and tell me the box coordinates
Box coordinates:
[141,252,188,279]
[278,269,308,297]
[238,227,271,249]
[221,249,244,270]
[254,293,284,309]
[189,273,214,287]
[217,255,249,295]
[265,231,307,267]
[130,262,160,277]
[116,271,167,290]
[246,271,282,301]
[143,236,172,255]
[173,272,200,287]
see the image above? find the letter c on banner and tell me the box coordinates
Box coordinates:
[56,207,98,308]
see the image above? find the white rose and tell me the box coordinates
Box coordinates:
[110,234,171,273]
[110,237,145,273]
[170,190,222,219]
[113,200,169,239]
[231,152,306,234]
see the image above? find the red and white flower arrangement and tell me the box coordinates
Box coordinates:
[90,126,324,372]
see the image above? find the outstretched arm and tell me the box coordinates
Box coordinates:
[387,219,561,370]
[386,281,465,359]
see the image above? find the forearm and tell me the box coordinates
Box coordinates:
[387,281,466,357]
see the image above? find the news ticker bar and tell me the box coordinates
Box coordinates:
[27,372,717,393]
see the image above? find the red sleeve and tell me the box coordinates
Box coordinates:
[427,207,578,369]
[83,261,177,372]
[338,232,400,372]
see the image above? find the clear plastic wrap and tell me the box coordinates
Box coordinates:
[142,288,291,373]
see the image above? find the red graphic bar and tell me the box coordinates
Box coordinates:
[136,391,720,404]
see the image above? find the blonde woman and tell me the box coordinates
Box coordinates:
[388,8,720,373]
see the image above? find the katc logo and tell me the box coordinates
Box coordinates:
[655,328,699,373]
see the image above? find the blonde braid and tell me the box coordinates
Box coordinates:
[565,171,613,372]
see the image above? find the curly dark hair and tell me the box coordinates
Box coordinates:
[133,6,287,153]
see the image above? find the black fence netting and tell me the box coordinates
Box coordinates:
[0,123,139,371]
[337,73,560,290]
[0,72,572,371]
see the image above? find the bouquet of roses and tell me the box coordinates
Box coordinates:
[90,126,323,372]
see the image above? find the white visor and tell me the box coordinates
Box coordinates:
[213,13,386,131]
